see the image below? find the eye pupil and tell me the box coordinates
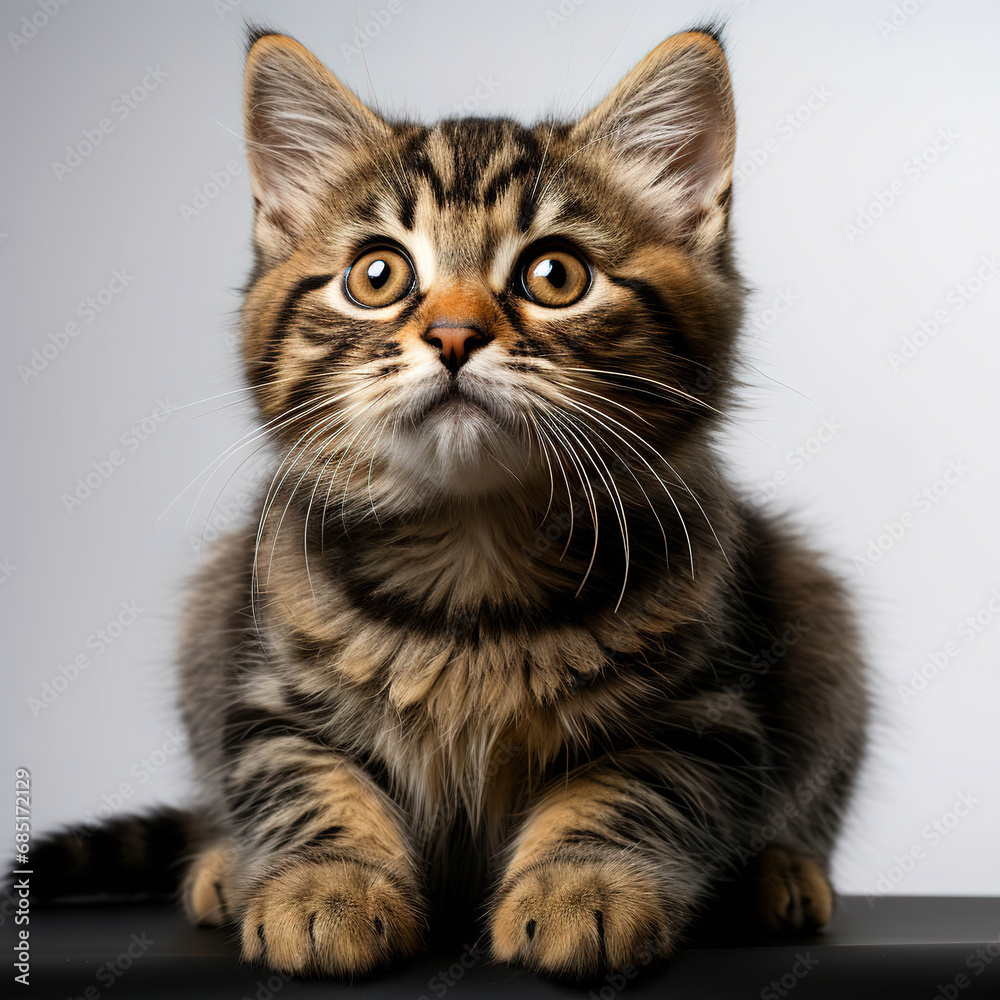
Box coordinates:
[533,258,567,289]
[367,259,389,289]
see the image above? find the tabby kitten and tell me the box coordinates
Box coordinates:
[34,26,868,980]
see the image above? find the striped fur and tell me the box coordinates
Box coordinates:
[30,27,867,980]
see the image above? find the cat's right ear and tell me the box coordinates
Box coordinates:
[243,30,390,264]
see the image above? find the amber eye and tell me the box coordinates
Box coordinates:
[519,247,590,307]
[345,246,415,308]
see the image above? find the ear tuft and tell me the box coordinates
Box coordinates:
[571,31,736,248]
[681,19,727,47]
[244,21,283,57]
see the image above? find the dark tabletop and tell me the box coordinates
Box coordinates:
[16,895,1000,999]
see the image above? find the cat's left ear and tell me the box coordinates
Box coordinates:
[570,30,735,250]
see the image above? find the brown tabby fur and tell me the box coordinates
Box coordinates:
[30,25,867,981]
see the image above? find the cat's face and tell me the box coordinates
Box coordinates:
[239,30,741,516]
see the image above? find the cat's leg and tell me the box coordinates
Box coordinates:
[210,736,425,977]
[488,739,762,977]
[737,516,868,935]
[745,733,860,934]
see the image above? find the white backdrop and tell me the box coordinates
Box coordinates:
[4,0,999,900]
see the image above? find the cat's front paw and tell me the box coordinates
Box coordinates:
[489,854,671,977]
[240,857,425,977]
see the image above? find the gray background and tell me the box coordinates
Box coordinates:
[4,0,998,899]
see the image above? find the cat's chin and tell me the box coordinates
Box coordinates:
[383,401,535,499]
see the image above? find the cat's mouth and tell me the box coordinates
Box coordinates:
[414,382,490,425]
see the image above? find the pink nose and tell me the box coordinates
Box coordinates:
[422,321,490,372]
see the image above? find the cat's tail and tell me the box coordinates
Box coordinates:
[22,807,206,903]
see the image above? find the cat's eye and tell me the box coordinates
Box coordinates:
[518,247,591,308]
[345,246,415,308]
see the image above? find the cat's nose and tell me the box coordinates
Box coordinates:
[422,321,491,373]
